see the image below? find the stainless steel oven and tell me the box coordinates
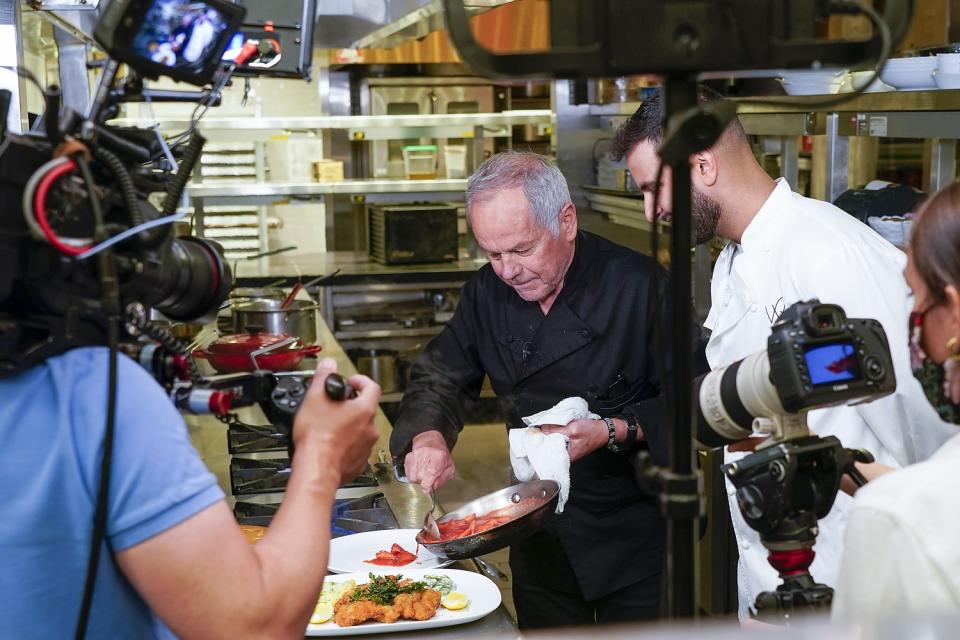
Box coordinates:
[366,78,495,178]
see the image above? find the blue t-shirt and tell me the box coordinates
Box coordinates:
[0,347,225,639]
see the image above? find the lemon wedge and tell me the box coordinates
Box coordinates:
[441,592,469,610]
[309,602,334,625]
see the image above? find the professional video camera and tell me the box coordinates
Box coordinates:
[0,3,330,636]
[0,0,251,376]
[694,300,895,620]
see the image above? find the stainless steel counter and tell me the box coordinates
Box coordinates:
[314,316,519,638]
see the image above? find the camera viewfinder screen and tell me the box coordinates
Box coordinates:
[131,1,232,72]
[803,342,861,385]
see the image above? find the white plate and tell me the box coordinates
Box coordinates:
[327,529,453,574]
[306,568,501,636]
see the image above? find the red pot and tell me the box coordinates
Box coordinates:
[194,332,322,374]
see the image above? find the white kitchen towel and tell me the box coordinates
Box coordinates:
[509,397,600,512]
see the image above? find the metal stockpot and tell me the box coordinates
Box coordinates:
[229,287,286,305]
[232,298,318,344]
[347,348,399,394]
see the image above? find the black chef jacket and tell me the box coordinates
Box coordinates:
[391,230,698,600]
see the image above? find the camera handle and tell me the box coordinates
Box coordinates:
[753,413,810,448]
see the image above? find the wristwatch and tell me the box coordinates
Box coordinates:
[606,414,640,453]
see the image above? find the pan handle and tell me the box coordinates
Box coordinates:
[300,344,323,357]
[249,336,298,371]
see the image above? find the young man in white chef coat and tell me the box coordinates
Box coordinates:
[613,87,955,622]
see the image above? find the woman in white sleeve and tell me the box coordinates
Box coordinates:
[834,182,960,621]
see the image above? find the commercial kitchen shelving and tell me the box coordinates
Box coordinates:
[111,110,554,239]
[735,89,960,200]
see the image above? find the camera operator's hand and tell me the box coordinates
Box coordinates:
[293,358,381,484]
[404,430,456,493]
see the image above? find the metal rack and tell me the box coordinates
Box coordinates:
[736,90,960,200]
[111,111,553,243]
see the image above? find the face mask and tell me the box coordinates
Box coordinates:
[909,309,960,424]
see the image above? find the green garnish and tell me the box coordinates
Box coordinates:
[348,573,429,606]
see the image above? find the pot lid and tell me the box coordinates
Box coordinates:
[207,332,301,355]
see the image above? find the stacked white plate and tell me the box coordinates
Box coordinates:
[779,69,845,96]
[933,70,960,89]
[841,71,894,93]
[880,57,937,90]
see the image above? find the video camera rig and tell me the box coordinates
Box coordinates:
[0,2,318,636]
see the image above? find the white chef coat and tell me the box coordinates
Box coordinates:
[833,431,960,621]
[705,178,956,620]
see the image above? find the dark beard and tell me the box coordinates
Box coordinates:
[692,186,722,244]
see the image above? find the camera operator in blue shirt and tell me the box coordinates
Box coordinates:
[0,354,380,639]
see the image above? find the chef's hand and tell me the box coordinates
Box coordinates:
[540,419,609,462]
[404,430,456,493]
[293,358,381,485]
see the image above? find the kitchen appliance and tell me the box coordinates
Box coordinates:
[416,480,560,560]
[368,203,459,265]
[368,79,494,179]
[234,488,394,538]
[230,459,379,496]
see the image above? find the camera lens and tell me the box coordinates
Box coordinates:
[151,236,232,321]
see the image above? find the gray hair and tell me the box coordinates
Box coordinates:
[465,151,571,237]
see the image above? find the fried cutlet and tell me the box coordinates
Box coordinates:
[394,588,442,621]
[332,586,441,627]
[333,595,402,627]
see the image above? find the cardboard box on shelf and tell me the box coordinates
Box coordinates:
[824,0,949,54]
[311,160,344,183]
[823,0,874,41]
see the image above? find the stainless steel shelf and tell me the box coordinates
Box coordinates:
[736,89,960,115]
[335,326,445,340]
[110,111,553,134]
[187,179,467,203]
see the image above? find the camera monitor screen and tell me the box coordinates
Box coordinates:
[131,1,234,72]
[804,342,861,386]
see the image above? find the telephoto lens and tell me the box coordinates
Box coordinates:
[694,351,785,449]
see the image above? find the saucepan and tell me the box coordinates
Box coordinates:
[193,332,322,374]
[415,479,559,560]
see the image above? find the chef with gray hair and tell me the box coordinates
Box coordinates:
[390,150,707,629]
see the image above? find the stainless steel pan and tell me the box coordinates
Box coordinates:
[415,480,559,560]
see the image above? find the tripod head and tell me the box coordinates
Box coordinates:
[723,431,874,621]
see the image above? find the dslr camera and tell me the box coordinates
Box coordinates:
[696,300,895,448]
[694,299,895,619]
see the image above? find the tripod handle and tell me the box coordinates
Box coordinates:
[842,447,875,488]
